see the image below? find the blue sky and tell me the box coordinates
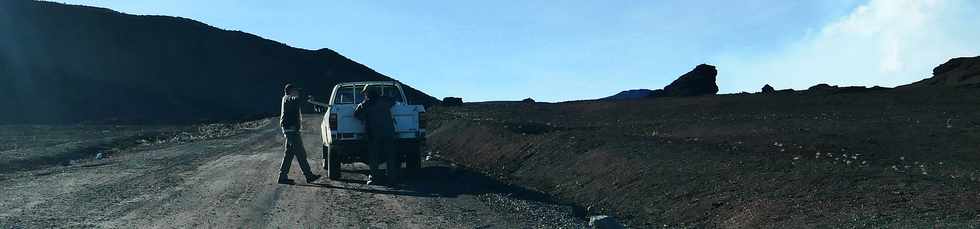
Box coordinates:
[58,0,980,102]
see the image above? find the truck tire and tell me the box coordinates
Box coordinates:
[326,145,342,180]
[321,145,329,170]
[405,143,422,176]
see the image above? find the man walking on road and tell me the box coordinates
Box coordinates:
[354,86,398,185]
[278,84,321,185]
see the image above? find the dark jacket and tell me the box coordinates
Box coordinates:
[354,96,396,139]
[280,95,302,133]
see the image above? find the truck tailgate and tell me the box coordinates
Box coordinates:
[393,104,424,138]
[329,104,423,140]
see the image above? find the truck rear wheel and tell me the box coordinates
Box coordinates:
[321,146,329,170]
[326,145,342,180]
[405,143,422,176]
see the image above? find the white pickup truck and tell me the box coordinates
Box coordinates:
[314,81,426,180]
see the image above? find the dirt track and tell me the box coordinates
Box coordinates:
[0,115,585,228]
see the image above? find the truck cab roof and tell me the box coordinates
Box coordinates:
[329,81,408,105]
[334,81,401,87]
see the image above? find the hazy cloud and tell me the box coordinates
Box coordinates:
[717,0,980,92]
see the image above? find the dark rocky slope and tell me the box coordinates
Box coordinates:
[428,57,980,227]
[0,0,436,124]
[903,56,980,88]
[427,87,980,227]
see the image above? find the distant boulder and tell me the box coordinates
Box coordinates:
[648,89,666,98]
[902,56,980,87]
[761,84,775,94]
[662,64,719,97]
[521,98,536,103]
[835,86,890,94]
[808,83,838,91]
[935,57,976,76]
[442,97,463,106]
[803,84,891,94]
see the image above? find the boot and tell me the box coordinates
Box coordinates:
[278,178,295,185]
[305,174,321,183]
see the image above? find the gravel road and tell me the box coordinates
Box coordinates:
[0,115,585,228]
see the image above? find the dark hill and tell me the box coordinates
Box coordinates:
[428,86,980,227]
[0,0,436,124]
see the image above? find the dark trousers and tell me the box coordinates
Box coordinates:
[280,132,313,179]
[367,136,398,178]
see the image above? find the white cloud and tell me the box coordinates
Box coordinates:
[716,0,980,92]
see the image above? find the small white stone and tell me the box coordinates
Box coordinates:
[588,215,624,229]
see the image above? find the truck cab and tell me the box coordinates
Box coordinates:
[318,81,425,179]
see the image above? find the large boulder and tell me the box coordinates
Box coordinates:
[761,84,775,94]
[805,83,891,94]
[442,97,463,106]
[808,83,838,91]
[643,89,669,98]
[648,89,666,98]
[835,86,890,94]
[605,64,719,100]
[662,64,719,97]
[902,56,980,87]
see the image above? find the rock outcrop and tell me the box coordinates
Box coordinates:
[661,64,720,97]
[903,56,980,87]
[803,83,891,94]
[605,64,719,100]
[808,83,837,91]
[761,84,775,94]
[648,89,666,98]
[835,86,889,94]
[442,97,463,106]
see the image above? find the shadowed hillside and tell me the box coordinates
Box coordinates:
[427,86,980,227]
[0,0,436,124]
[904,56,980,88]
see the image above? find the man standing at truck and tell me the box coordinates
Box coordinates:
[354,86,398,185]
[278,84,321,185]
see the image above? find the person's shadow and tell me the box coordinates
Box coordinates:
[296,165,561,203]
